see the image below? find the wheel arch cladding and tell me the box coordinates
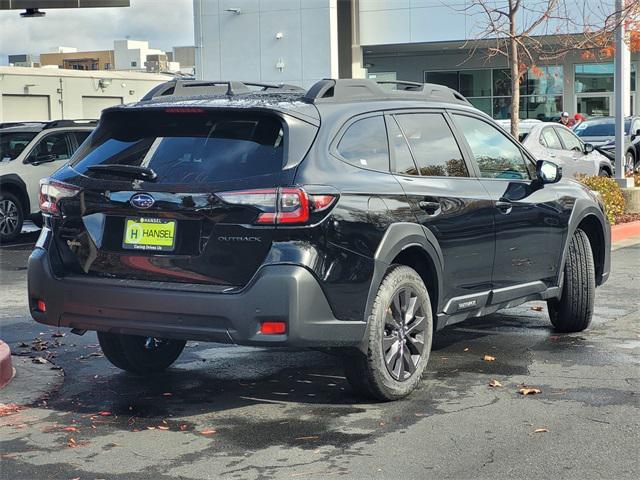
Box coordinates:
[390,246,439,326]
[368,222,444,322]
[576,214,606,285]
[0,175,30,213]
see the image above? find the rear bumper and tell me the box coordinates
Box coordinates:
[28,247,366,347]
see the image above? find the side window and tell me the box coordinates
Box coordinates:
[394,113,468,177]
[387,116,418,176]
[72,131,91,149]
[336,116,389,171]
[555,127,582,151]
[453,114,532,180]
[27,133,72,163]
[541,127,562,150]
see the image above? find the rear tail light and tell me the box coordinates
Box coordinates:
[217,187,336,225]
[39,178,81,216]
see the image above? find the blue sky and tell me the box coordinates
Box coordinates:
[0,0,194,65]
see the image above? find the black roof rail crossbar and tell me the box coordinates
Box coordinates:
[44,119,98,129]
[142,80,306,100]
[303,78,471,105]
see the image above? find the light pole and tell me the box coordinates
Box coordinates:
[615,0,634,187]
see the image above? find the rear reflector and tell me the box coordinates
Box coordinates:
[36,299,46,312]
[259,321,286,335]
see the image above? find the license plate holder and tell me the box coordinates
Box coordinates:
[122,217,176,252]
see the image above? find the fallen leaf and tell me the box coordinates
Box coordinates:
[0,404,22,417]
[63,426,79,432]
[483,355,496,362]
[201,429,217,435]
[488,379,503,388]
[179,424,188,431]
[295,435,320,441]
[518,387,542,396]
[51,332,65,338]
[162,392,172,397]
[32,357,48,364]
[67,438,77,448]
[531,306,544,312]
[463,347,470,352]
[157,425,170,430]
[533,428,549,433]
[97,411,112,416]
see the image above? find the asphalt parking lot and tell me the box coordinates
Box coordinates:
[1,229,639,480]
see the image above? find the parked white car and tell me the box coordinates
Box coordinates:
[496,119,613,179]
[0,120,96,241]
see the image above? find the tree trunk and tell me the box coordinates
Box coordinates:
[509,13,520,139]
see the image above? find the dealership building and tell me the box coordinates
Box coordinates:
[193,0,638,120]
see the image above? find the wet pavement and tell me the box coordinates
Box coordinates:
[0,230,639,480]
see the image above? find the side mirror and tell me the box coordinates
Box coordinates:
[29,154,56,165]
[536,160,562,184]
[583,143,594,154]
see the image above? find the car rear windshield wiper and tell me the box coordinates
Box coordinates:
[86,164,157,182]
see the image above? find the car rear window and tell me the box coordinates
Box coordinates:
[71,110,285,184]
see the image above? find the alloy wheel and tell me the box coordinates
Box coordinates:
[382,287,426,381]
[0,199,20,237]
[625,152,636,177]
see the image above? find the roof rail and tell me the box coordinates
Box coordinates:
[43,119,98,129]
[303,79,471,105]
[141,80,306,101]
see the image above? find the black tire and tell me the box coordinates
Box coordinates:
[97,331,186,374]
[97,331,137,371]
[547,229,595,333]
[344,265,433,401]
[0,192,24,242]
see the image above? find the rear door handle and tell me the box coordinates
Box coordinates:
[418,200,441,214]
[495,200,513,214]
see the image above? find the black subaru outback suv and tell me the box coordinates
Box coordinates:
[28,79,610,401]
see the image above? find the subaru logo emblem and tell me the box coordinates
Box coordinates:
[130,193,155,209]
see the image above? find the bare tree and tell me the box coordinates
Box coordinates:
[461,0,640,139]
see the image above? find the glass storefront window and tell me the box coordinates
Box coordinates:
[525,66,563,95]
[468,97,492,116]
[459,70,492,97]
[575,63,636,93]
[492,69,512,96]
[575,63,614,93]
[425,71,458,91]
[577,96,611,116]
[523,95,563,121]
[425,67,564,120]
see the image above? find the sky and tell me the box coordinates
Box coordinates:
[0,0,194,65]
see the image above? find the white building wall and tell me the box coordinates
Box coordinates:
[193,0,339,88]
[0,67,171,122]
[114,40,165,71]
[358,0,617,46]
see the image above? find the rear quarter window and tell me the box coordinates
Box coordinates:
[336,116,389,172]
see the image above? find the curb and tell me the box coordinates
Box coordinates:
[611,220,640,243]
[0,341,15,389]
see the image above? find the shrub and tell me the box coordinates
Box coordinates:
[577,175,625,224]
